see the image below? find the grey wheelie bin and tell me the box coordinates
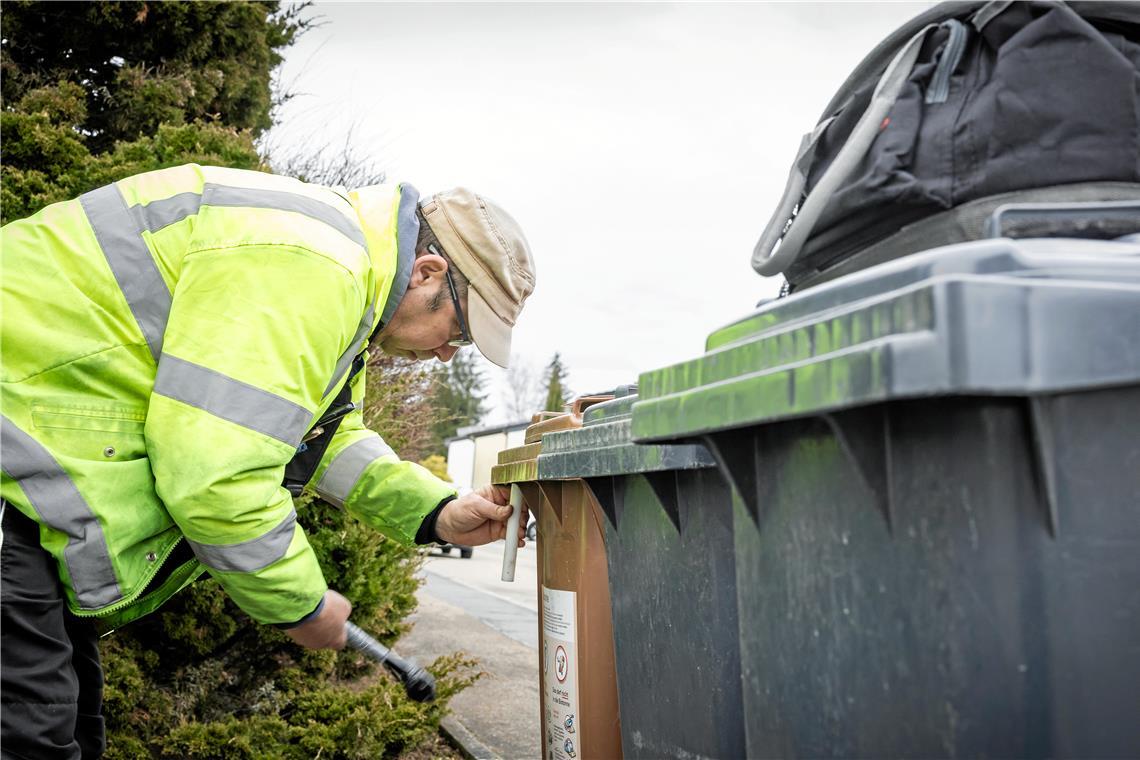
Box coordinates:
[631,237,1140,758]
[537,388,746,760]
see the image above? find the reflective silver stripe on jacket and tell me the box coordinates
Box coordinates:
[154,354,313,448]
[188,508,298,573]
[127,191,203,233]
[202,185,366,247]
[315,437,396,508]
[120,184,362,242]
[79,180,368,366]
[80,184,173,363]
[0,416,122,609]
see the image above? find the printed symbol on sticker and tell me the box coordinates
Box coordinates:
[564,737,576,757]
[555,645,569,683]
[565,714,575,733]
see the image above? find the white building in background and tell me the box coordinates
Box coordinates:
[445,419,530,493]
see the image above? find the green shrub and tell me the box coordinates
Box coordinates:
[99,357,472,757]
[156,653,478,760]
[0,98,262,224]
[101,496,481,758]
[418,454,452,482]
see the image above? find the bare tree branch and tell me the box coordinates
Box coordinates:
[503,355,543,420]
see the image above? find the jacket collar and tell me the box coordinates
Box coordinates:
[385,183,418,328]
[347,183,418,336]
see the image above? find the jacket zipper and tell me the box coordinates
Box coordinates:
[71,536,187,619]
[925,19,968,105]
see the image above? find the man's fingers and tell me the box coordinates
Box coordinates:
[483,519,524,545]
[478,484,511,505]
[456,494,510,524]
[442,491,528,547]
[469,492,510,517]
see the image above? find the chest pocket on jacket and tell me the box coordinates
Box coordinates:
[31,404,148,462]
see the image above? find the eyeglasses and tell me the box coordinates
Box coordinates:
[444,268,473,348]
[429,243,473,348]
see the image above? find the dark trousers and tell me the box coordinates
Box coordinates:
[1,503,105,759]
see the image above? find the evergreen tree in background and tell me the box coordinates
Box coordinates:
[0,0,307,223]
[430,350,488,451]
[542,352,572,412]
[2,1,301,144]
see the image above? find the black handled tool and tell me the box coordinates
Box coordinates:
[344,622,436,702]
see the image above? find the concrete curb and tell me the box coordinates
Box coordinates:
[441,715,501,760]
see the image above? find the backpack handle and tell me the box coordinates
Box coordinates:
[752,23,938,278]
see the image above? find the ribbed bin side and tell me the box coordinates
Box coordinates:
[629,239,1140,758]
[598,469,745,760]
[538,395,745,760]
[726,389,1140,758]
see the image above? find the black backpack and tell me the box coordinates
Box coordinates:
[753,0,1140,290]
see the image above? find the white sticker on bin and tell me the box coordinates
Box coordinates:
[543,587,580,760]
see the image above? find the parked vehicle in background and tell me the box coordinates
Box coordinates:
[435,543,474,559]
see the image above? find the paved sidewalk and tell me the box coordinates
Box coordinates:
[398,586,541,760]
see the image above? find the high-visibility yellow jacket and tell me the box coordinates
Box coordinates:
[0,164,455,629]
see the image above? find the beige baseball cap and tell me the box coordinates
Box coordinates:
[419,188,535,368]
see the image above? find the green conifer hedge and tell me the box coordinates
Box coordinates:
[101,496,478,759]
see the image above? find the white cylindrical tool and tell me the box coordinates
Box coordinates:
[501,484,523,582]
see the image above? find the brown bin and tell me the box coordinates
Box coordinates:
[491,397,621,760]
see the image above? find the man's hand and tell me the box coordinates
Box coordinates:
[435,485,527,548]
[284,590,352,650]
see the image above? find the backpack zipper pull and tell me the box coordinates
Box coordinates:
[926,19,969,105]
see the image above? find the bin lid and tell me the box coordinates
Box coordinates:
[491,396,612,484]
[633,238,1140,441]
[538,392,716,480]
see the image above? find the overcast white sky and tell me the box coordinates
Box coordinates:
[268,1,928,424]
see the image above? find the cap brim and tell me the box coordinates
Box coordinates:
[466,287,512,368]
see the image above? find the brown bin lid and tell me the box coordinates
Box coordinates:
[492,395,614,484]
[524,395,613,444]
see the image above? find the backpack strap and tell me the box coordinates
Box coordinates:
[752,22,940,277]
[283,354,367,497]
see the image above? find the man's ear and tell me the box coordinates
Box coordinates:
[408,252,448,289]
